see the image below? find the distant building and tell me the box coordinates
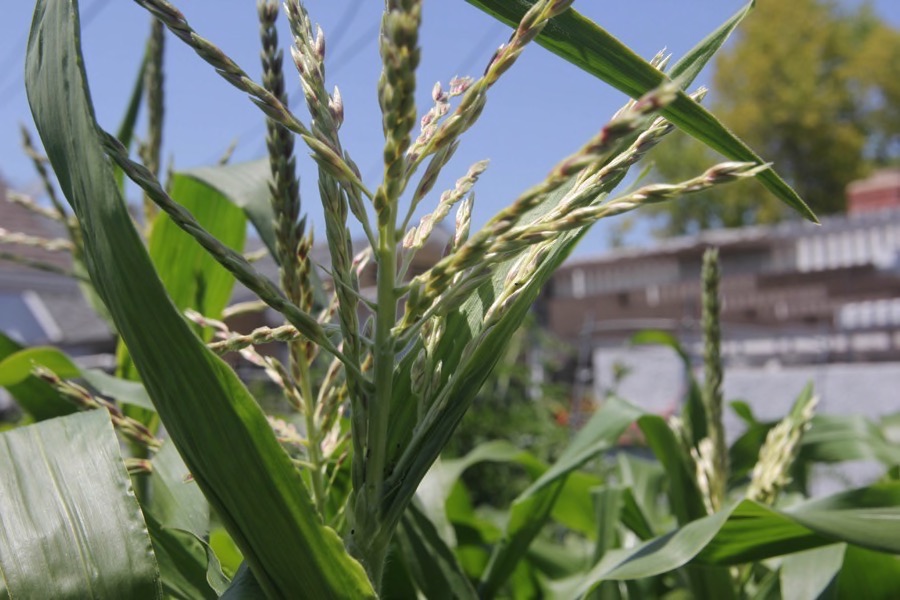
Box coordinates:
[0,178,112,361]
[543,169,900,366]
[540,169,900,492]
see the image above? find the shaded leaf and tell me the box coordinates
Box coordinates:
[220,563,266,600]
[780,544,844,600]
[144,442,228,598]
[836,545,900,600]
[146,515,220,600]
[638,415,707,525]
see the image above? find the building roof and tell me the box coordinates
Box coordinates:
[0,180,111,349]
[560,206,900,270]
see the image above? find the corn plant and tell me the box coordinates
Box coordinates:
[11,0,898,597]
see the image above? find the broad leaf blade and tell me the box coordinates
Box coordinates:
[466,0,817,223]
[116,167,251,379]
[149,174,247,323]
[802,414,900,466]
[145,516,221,600]
[145,442,228,599]
[0,344,154,411]
[25,1,374,597]
[637,414,735,600]
[182,160,278,261]
[836,545,900,599]
[0,410,161,598]
[0,334,78,420]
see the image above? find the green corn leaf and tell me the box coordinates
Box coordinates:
[619,487,658,542]
[637,415,707,525]
[148,442,208,537]
[466,0,818,223]
[780,544,845,600]
[0,333,77,420]
[24,1,375,597]
[551,483,900,598]
[614,453,667,538]
[144,442,228,599]
[0,346,82,385]
[220,563,266,600]
[0,410,161,598]
[525,537,593,581]
[395,501,479,600]
[420,441,602,544]
[181,160,279,262]
[588,487,628,600]
[477,398,642,599]
[801,414,900,466]
[116,166,251,380]
[145,516,223,600]
[729,417,772,485]
[637,414,736,599]
[593,487,626,563]
[0,344,154,412]
[82,368,155,410]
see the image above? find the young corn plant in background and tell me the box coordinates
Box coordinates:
[4,0,900,598]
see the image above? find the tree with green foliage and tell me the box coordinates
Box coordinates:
[646,0,900,235]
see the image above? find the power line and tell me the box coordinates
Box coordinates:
[452,21,505,79]
[0,0,113,107]
[326,1,362,56]
[227,15,502,164]
[358,20,505,184]
[240,19,381,159]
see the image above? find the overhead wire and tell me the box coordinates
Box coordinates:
[0,0,113,107]
[243,18,381,159]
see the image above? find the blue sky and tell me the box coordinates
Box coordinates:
[2,1,899,255]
